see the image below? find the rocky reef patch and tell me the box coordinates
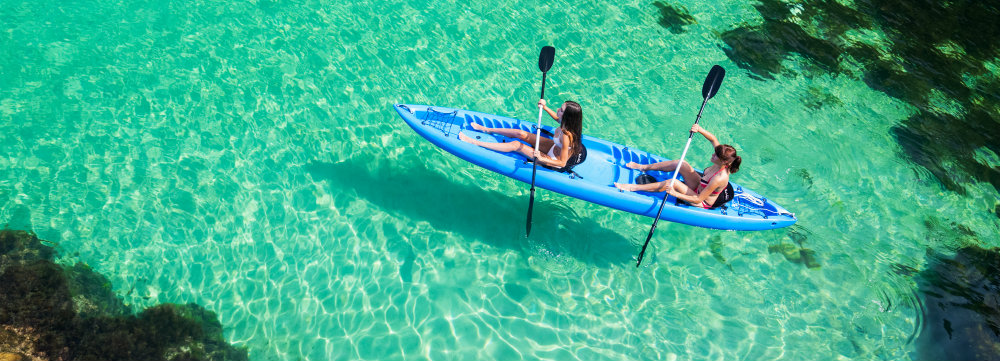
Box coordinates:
[0,229,247,361]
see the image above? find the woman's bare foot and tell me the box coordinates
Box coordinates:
[458,132,477,144]
[625,162,646,171]
[614,182,639,192]
[470,122,489,132]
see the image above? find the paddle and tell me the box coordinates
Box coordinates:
[526,46,556,237]
[636,65,725,267]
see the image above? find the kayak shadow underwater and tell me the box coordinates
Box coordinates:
[304,159,636,268]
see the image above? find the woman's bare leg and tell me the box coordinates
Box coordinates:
[615,180,669,192]
[668,180,698,197]
[615,175,698,191]
[625,159,686,172]
[471,123,535,143]
[465,122,555,155]
[459,132,527,153]
[668,180,706,206]
[619,159,703,193]
[626,160,699,183]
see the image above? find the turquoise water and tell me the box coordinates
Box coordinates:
[2,0,998,360]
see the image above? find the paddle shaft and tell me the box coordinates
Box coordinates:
[532,72,550,163]
[526,71,549,237]
[635,96,710,267]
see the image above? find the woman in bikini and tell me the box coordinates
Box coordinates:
[458,99,583,169]
[614,124,741,209]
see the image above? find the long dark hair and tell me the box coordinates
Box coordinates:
[559,101,583,150]
[715,144,741,173]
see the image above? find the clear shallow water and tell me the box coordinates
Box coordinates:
[1,0,998,360]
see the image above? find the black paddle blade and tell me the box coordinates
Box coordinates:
[538,46,555,73]
[701,65,725,100]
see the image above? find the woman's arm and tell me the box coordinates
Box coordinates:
[691,124,720,148]
[539,99,558,120]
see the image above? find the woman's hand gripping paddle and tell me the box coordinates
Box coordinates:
[635,65,725,267]
[526,46,556,237]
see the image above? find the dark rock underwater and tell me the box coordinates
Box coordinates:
[916,246,1000,361]
[654,1,1000,359]
[0,229,247,361]
[714,0,1000,197]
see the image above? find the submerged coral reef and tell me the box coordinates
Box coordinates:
[0,229,247,361]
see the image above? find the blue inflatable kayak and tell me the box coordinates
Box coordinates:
[394,104,796,231]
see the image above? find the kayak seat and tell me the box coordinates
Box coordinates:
[711,182,735,209]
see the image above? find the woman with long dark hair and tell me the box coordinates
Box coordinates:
[615,124,741,209]
[459,99,583,169]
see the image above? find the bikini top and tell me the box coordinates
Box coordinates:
[552,128,572,152]
[546,127,573,158]
[697,167,726,195]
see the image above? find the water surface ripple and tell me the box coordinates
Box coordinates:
[2,0,998,360]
